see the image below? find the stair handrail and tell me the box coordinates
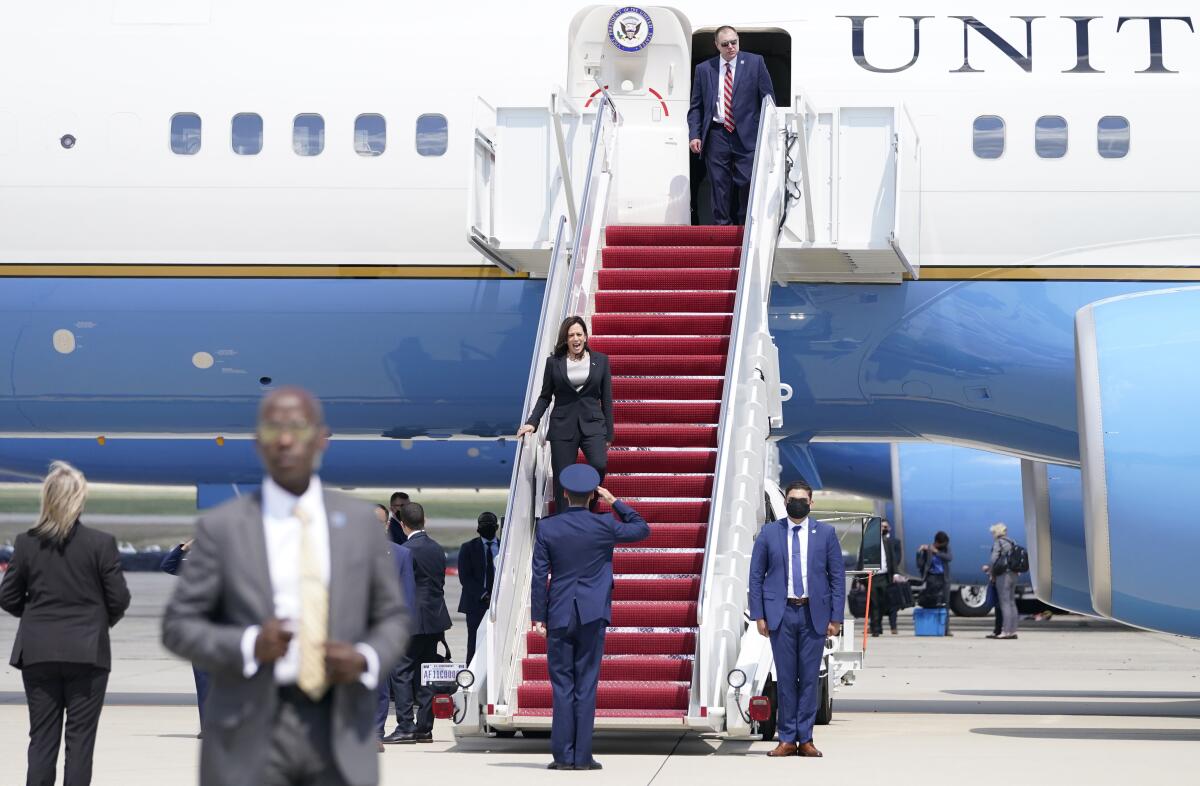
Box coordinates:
[791,93,817,243]
[564,93,618,323]
[486,95,619,714]
[693,95,788,713]
[486,214,569,712]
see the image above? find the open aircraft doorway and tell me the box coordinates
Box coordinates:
[689,27,792,225]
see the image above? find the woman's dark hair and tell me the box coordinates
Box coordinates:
[553,316,590,358]
[934,530,950,546]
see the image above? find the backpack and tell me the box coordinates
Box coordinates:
[995,537,1029,575]
[1006,540,1030,574]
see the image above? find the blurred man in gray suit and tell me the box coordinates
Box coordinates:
[162,387,409,786]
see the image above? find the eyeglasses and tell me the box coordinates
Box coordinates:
[257,422,317,443]
[719,39,738,48]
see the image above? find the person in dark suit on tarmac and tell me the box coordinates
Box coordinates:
[160,539,211,734]
[531,464,649,771]
[374,507,417,747]
[383,502,452,744]
[517,316,613,514]
[748,479,845,758]
[457,512,500,665]
[687,25,776,225]
[386,492,410,545]
[869,519,904,636]
[0,461,131,786]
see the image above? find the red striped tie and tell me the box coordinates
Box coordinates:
[722,62,735,133]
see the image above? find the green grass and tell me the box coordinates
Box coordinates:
[0,484,873,551]
[0,484,509,519]
[0,487,199,516]
[812,492,875,515]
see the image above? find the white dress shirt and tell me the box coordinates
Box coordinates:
[713,57,736,122]
[239,475,380,689]
[786,515,810,599]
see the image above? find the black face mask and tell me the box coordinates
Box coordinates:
[478,524,499,540]
[786,498,811,520]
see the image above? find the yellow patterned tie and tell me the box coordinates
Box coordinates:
[295,504,329,700]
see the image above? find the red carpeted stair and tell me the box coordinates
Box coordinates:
[518,224,743,722]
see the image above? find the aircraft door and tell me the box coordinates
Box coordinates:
[566,6,692,224]
[689,28,791,225]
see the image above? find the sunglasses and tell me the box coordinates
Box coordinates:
[257,422,317,443]
[719,39,738,48]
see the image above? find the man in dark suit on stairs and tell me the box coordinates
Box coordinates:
[688,25,776,225]
[531,464,649,771]
[384,502,452,744]
[457,512,500,665]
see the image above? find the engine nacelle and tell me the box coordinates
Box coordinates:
[1020,460,1097,616]
[1076,287,1200,636]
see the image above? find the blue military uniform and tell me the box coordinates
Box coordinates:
[531,465,649,770]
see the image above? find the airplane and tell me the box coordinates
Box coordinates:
[804,441,1090,619]
[1,0,1197,658]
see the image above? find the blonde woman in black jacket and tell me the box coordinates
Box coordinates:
[0,461,130,786]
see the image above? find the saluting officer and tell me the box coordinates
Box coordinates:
[530,464,649,771]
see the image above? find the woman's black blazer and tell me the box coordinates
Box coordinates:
[524,351,614,443]
[0,522,131,670]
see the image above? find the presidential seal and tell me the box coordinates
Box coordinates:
[608,7,653,52]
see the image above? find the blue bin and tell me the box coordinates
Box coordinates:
[913,607,948,636]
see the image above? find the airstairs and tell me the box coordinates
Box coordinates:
[454,4,914,738]
[453,84,792,734]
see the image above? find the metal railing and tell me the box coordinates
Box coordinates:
[485,95,619,716]
[693,96,788,713]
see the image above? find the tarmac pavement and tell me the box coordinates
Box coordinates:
[0,575,1197,785]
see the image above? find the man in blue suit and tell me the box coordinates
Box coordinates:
[531,464,649,771]
[748,479,845,757]
[687,25,776,225]
[374,504,417,747]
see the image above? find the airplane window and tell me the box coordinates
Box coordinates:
[1098,116,1130,159]
[355,114,386,157]
[293,113,324,156]
[416,113,448,156]
[232,113,263,155]
[972,115,1004,159]
[1035,115,1068,159]
[170,113,201,155]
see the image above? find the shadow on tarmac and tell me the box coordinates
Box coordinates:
[945,689,1200,700]
[972,727,1200,742]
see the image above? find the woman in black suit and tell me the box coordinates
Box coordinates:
[0,461,131,786]
[517,316,613,513]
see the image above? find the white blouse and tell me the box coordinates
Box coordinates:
[566,352,590,392]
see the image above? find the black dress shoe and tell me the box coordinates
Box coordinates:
[579,760,602,770]
[547,762,574,770]
[415,732,434,743]
[382,730,416,744]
